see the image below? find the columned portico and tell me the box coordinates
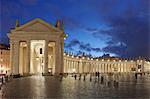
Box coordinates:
[8,18,64,76]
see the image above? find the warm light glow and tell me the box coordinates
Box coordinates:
[72,68,76,72]
[0,58,3,61]
[138,69,141,72]
[36,57,39,60]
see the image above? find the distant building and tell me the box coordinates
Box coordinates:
[0,44,11,74]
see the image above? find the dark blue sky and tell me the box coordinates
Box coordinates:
[0,0,150,58]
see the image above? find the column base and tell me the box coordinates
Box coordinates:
[42,72,53,76]
[13,74,20,78]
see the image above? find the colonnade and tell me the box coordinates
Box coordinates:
[64,54,140,74]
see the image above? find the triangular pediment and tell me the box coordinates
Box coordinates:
[13,18,61,32]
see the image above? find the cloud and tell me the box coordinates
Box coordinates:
[87,15,149,58]
[65,39,101,53]
[84,0,150,58]
[102,41,127,56]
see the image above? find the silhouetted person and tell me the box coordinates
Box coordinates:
[114,81,119,88]
[79,74,81,80]
[101,76,104,83]
[74,75,77,80]
[98,72,100,78]
[83,75,86,81]
[2,76,4,84]
[90,74,92,81]
[135,73,137,79]
[95,72,97,77]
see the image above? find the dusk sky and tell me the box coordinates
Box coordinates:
[0,0,149,58]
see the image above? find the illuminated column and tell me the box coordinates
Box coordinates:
[124,63,126,73]
[98,62,99,72]
[106,63,108,73]
[65,59,67,73]
[123,63,125,73]
[93,63,95,73]
[26,40,30,74]
[67,60,69,73]
[10,41,14,74]
[66,59,69,73]
[103,63,106,73]
[108,63,110,73]
[101,63,103,73]
[64,59,65,73]
[13,40,19,75]
[90,62,92,73]
[72,60,74,72]
[77,61,79,73]
[119,63,121,72]
[100,63,102,73]
[117,63,119,72]
[55,40,62,74]
[68,60,70,73]
[126,63,128,73]
[44,41,48,74]
[84,62,86,73]
[82,61,84,73]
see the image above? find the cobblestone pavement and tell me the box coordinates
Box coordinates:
[0,74,150,99]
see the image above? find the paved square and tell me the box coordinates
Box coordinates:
[0,74,150,99]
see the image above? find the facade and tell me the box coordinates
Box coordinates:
[0,44,11,74]
[8,18,64,75]
[6,18,150,76]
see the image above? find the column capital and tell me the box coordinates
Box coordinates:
[10,40,14,44]
[14,40,19,44]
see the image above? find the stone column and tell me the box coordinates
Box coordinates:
[66,59,68,73]
[13,40,19,75]
[55,40,62,74]
[44,40,48,74]
[26,40,30,74]
[77,61,79,73]
[61,40,64,73]
[10,41,14,74]
[63,59,65,73]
